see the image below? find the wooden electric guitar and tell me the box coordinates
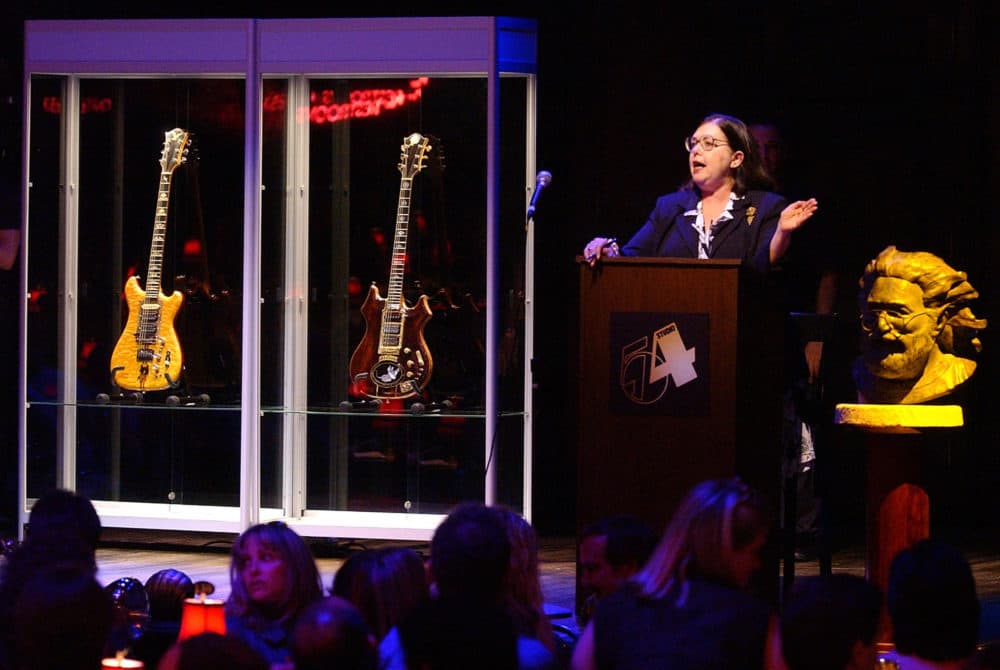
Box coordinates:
[110,128,190,392]
[349,133,435,400]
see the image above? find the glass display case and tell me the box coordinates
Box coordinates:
[19,17,538,539]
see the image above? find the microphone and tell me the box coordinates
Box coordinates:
[526,170,552,221]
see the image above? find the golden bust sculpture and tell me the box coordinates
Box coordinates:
[852,246,986,404]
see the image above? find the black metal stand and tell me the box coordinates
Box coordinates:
[99,367,209,406]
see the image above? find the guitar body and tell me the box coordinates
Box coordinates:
[347,132,440,402]
[349,284,433,400]
[108,128,191,394]
[110,275,185,391]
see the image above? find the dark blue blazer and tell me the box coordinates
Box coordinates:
[621,189,787,274]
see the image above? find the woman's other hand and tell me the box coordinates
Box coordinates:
[583,237,619,267]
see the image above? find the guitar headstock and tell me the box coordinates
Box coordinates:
[398,133,432,179]
[159,128,191,174]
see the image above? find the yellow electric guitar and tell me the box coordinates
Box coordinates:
[349,133,435,400]
[110,128,190,392]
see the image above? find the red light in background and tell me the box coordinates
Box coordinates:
[183,238,203,258]
[348,276,362,297]
[42,96,113,114]
[44,78,430,127]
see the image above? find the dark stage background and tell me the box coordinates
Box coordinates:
[1,1,997,542]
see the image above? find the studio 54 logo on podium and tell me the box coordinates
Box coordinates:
[609,312,709,415]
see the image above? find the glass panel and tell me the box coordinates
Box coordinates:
[303,76,494,513]
[306,412,486,515]
[260,78,289,510]
[25,76,64,498]
[27,76,247,505]
[498,76,529,415]
[77,78,246,407]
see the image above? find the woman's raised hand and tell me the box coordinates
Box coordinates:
[778,198,819,232]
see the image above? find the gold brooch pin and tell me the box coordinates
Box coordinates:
[746,206,756,225]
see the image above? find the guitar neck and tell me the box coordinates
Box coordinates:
[144,169,174,301]
[385,175,413,307]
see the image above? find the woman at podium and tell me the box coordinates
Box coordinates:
[583,112,817,274]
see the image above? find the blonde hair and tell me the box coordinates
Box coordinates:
[631,478,770,604]
[226,522,323,629]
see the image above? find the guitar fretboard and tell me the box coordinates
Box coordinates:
[136,170,174,344]
[380,176,412,350]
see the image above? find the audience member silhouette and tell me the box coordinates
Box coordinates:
[134,568,196,668]
[886,539,981,668]
[0,488,102,670]
[379,501,555,670]
[224,522,323,668]
[571,477,782,670]
[576,513,658,624]
[497,505,555,652]
[104,576,151,657]
[779,573,883,670]
[12,563,114,670]
[290,595,378,670]
[158,632,268,670]
[397,598,523,670]
[331,546,429,642]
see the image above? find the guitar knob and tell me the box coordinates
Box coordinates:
[403,347,412,354]
[407,361,415,368]
[406,371,414,378]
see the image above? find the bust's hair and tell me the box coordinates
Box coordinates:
[860,246,986,354]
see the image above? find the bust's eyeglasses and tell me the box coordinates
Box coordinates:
[685,136,729,152]
[859,308,932,333]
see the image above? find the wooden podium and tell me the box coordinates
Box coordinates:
[576,256,784,548]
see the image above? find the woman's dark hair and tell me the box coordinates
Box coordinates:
[331,547,429,640]
[685,113,775,195]
[145,568,195,622]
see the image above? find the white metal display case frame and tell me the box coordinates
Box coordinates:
[19,17,538,540]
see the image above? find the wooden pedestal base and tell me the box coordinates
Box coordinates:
[834,403,963,643]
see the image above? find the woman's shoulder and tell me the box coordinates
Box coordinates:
[744,189,787,209]
[655,188,697,207]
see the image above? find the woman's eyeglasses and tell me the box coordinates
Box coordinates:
[685,136,730,152]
